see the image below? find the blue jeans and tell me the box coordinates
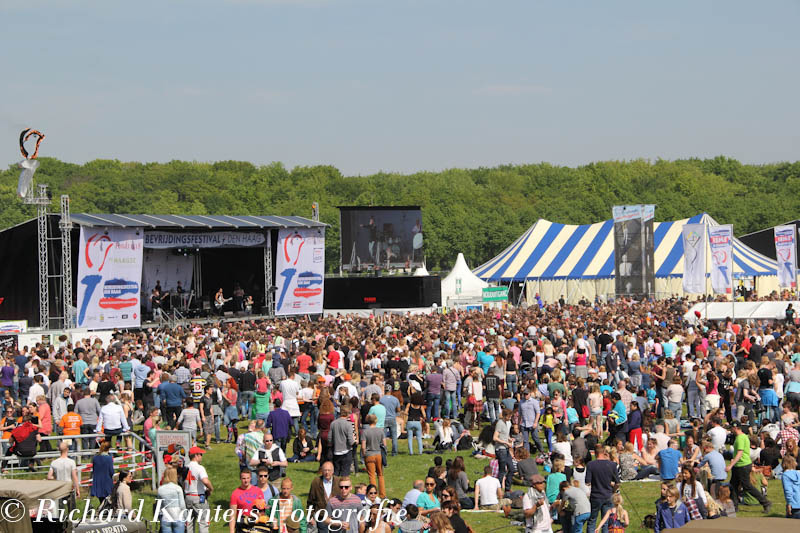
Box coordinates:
[385,419,399,455]
[161,521,185,533]
[426,393,441,420]
[442,390,458,419]
[301,404,318,437]
[238,391,255,418]
[496,446,513,491]
[521,426,545,453]
[486,398,500,422]
[407,420,423,455]
[506,374,518,395]
[587,500,613,533]
[573,512,590,533]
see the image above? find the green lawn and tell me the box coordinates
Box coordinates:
[122,424,789,533]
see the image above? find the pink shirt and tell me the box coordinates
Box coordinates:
[38,403,52,435]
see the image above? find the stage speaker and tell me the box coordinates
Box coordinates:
[323,276,441,309]
[223,311,234,317]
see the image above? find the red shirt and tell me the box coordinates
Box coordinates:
[328,350,340,369]
[230,485,264,516]
[297,354,312,374]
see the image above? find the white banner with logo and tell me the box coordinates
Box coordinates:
[774,225,797,289]
[275,228,325,315]
[709,225,733,295]
[77,227,143,329]
[143,231,265,248]
[682,224,706,294]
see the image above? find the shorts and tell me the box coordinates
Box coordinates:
[203,417,215,434]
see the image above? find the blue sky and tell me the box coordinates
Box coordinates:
[1,0,798,175]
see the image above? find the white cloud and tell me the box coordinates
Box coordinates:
[473,84,552,96]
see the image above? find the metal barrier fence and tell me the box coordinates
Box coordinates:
[0,431,157,490]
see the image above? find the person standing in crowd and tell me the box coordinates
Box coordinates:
[586,446,619,533]
[523,474,552,533]
[362,413,387,498]
[325,476,363,533]
[781,455,800,519]
[47,440,80,497]
[266,478,307,533]
[185,446,213,533]
[229,468,264,533]
[157,466,187,533]
[308,461,341,533]
[726,421,772,514]
[96,393,130,446]
[266,398,292,452]
[329,404,355,477]
[91,441,115,505]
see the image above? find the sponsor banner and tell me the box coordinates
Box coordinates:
[143,231,265,248]
[709,225,733,294]
[0,335,17,353]
[0,320,27,334]
[774,225,797,289]
[77,227,143,329]
[275,228,325,315]
[153,430,192,482]
[682,224,706,294]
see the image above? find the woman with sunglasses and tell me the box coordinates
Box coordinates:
[364,484,381,507]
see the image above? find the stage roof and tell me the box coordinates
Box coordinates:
[70,213,325,229]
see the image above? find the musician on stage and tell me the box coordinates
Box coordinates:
[151,289,163,320]
[215,288,228,314]
[361,215,379,265]
[176,281,185,294]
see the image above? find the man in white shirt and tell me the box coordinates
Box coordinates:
[95,393,130,446]
[47,441,80,497]
[185,446,213,533]
[474,465,511,512]
[706,418,729,452]
[254,433,288,483]
[523,474,552,533]
[28,375,45,405]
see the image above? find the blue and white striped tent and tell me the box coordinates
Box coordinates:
[474,213,781,301]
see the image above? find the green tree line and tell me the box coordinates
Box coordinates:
[2,156,799,271]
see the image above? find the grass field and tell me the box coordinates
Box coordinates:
[120,423,789,533]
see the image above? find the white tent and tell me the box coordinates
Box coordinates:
[441,253,489,305]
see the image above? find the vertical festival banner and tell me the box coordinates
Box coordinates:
[708,225,733,295]
[275,228,325,315]
[682,224,706,294]
[77,227,143,329]
[774,225,797,289]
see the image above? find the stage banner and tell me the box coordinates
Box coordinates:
[774,225,797,289]
[709,224,733,295]
[612,205,654,297]
[144,231,265,248]
[275,228,325,315]
[77,226,143,329]
[682,224,706,294]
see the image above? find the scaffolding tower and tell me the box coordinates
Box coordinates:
[60,195,74,328]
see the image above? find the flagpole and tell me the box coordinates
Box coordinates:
[705,224,709,321]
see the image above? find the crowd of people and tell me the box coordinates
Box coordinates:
[1,296,800,533]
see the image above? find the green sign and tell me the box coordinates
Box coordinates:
[482,286,508,302]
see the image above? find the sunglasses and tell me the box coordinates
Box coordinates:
[339,485,351,489]
[258,475,269,478]
[425,483,435,486]
[264,440,273,443]
[368,491,377,495]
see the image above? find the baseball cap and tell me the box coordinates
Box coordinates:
[530,474,545,484]
[188,446,206,455]
[730,421,742,429]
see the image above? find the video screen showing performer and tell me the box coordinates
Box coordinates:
[339,207,424,271]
